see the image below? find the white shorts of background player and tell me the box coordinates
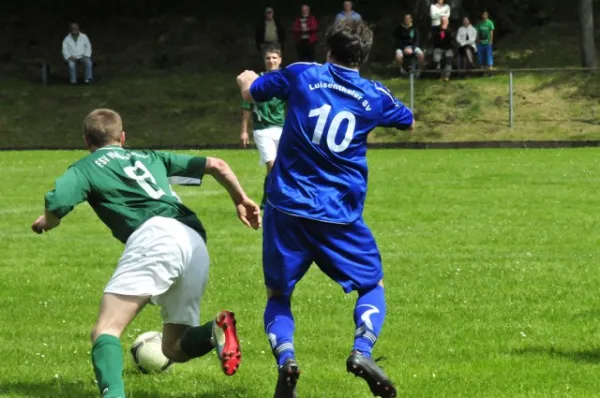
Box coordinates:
[253,125,283,165]
[104,216,209,326]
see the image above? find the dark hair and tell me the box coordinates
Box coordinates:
[263,45,282,57]
[326,19,373,67]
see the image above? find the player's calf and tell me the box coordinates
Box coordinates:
[91,294,149,398]
[353,283,387,357]
[264,291,297,366]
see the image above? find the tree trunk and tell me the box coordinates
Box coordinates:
[579,0,598,68]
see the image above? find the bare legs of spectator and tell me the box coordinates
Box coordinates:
[68,57,93,84]
[433,49,453,80]
[395,48,425,77]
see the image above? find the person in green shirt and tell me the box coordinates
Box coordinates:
[240,45,286,209]
[476,10,495,72]
[31,109,261,398]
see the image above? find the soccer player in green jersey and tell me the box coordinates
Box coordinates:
[240,45,286,208]
[31,109,261,398]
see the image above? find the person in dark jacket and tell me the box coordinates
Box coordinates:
[292,4,319,62]
[255,6,286,55]
[432,16,454,81]
[394,13,425,75]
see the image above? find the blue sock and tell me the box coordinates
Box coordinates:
[264,295,296,367]
[353,285,387,358]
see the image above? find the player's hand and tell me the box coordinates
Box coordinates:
[31,215,58,234]
[236,70,260,89]
[240,132,250,148]
[236,197,261,230]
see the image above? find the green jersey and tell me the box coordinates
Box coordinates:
[241,72,285,130]
[44,145,207,244]
[476,19,495,45]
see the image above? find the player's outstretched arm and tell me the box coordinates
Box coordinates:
[32,167,91,234]
[204,157,261,230]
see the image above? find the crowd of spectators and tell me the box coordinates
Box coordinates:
[60,0,495,84]
[394,1,496,80]
[252,0,495,81]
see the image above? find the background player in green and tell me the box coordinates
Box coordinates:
[31,109,262,398]
[476,10,495,73]
[240,45,286,208]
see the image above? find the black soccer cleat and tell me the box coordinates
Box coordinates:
[346,351,397,398]
[274,358,300,398]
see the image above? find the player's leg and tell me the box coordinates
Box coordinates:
[155,220,242,375]
[93,216,187,397]
[91,293,150,398]
[311,219,395,398]
[262,203,312,397]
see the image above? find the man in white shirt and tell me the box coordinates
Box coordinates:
[456,16,477,70]
[430,0,451,36]
[335,1,362,23]
[62,22,93,84]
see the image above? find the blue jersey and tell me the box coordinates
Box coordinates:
[250,62,413,224]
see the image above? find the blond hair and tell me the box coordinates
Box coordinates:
[83,109,123,147]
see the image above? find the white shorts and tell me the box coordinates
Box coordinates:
[104,216,209,326]
[254,126,283,165]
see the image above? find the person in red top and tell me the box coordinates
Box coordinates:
[293,4,318,62]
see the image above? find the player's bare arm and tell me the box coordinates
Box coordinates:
[204,157,261,229]
[240,109,252,147]
[237,70,260,102]
[31,209,61,234]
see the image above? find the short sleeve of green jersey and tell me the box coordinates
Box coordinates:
[155,152,207,179]
[241,100,253,110]
[45,167,91,219]
[489,20,495,30]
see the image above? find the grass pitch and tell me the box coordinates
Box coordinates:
[2,148,600,397]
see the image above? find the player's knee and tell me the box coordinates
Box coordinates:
[267,287,285,299]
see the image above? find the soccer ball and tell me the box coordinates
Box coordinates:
[130,331,173,373]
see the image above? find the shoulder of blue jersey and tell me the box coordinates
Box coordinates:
[371,80,402,107]
[284,62,322,75]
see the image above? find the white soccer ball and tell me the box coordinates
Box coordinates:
[130,331,173,373]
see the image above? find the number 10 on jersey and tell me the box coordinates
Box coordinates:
[309,104,356,153]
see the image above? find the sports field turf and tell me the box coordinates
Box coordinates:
[2,148,600,397]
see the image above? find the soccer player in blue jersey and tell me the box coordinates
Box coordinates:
[237,20,414,398]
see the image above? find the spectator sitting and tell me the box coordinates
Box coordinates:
[394,13,425,76]
[62,22,93,85]
[432,16,454,81]
[456,16,477,70]
[476,10,495,72]
[335,1,362,23]
[255,6,285,55]
[293,4,318,62]
[430,0,451,37]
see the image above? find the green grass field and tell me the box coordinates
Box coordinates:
[3,148,600,397]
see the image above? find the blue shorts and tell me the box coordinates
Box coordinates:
[477,43,494,66]
[262,204,383,296]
